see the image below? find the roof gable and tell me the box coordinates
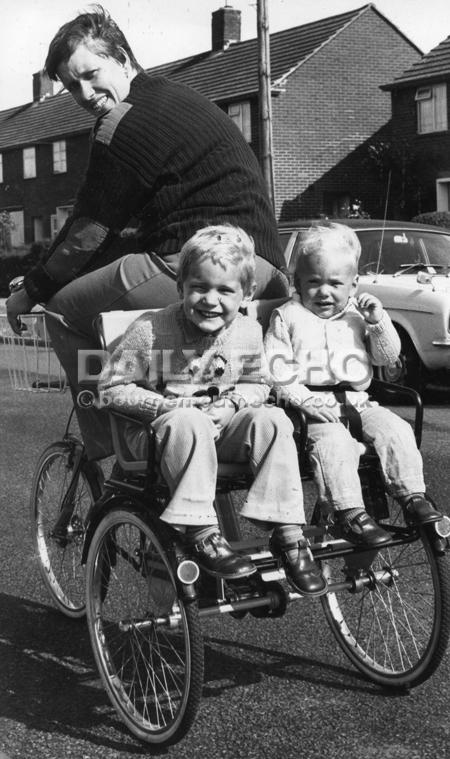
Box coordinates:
[383,36,450,89]
[146,5,375,100]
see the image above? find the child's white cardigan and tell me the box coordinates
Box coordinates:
[264,298,401,410]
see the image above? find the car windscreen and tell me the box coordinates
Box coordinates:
[357,229,450,274]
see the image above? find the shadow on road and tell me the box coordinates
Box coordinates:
[202,633,400,701]
[0,591,404,754]
[0,593,149,754]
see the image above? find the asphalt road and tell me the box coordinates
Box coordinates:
[1,363,450,759]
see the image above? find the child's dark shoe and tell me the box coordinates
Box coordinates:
[192,532,256,579]
[332,511,390,547]
[401,494,442,526]
[270,531,327,597]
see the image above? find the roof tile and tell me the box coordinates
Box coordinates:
[383,36,450,89]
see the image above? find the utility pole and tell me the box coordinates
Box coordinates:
[257,0,275,212]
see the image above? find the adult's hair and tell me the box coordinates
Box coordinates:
[45,4,143,80]
[177,224,257,297]
[293,222,361,294]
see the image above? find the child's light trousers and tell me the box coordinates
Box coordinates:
[149,405,305,526]
[307,405,425,511]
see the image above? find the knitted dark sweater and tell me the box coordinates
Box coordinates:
[25,73,283,302]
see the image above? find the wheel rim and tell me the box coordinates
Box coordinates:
[380,357,405,384]
[321,503,441,683]
[33,446,91,616]
[87,514,196,741]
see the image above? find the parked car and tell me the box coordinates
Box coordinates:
[278,219,450,392]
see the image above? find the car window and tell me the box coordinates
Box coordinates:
[419,232,450,266]
[357,230,426,274]
[283,226,450,279]
[278,231,294,254]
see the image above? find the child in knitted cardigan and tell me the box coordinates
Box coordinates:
[98,225,326,596]
[264,222,441,544]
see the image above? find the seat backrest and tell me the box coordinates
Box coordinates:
[96,297,288,352]
[96,309,159,353]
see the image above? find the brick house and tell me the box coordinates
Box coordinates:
[0,3,421,248]
[381,36,450,218]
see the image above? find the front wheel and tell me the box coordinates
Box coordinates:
[30,439,101,618]
[378,330,425,393]
[85,506,204,745]
[321,500,450,688]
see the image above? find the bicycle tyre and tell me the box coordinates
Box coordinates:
[30,439,101,618]
[321,499,450,688]
[85,506,204,745]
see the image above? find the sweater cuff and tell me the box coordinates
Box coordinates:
[24,263,60,303]
[366,310,388,334]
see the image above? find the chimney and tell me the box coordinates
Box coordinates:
[211,6,241,51]
[33,70,53,102]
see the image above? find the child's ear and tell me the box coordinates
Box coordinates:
[176,280,184,298]
[350,273,359,295]
[242,281,257,305]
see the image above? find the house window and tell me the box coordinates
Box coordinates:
[228,101,252,142]
[50,204,73,237]
[33,216,45,242]
[436,178,450,212]
[416,84,447,134]
[53,140,67,173]
[0,154,3,183]
[23,147,36,178]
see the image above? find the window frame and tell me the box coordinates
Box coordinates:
[227,101,252,142]
[416,83,448,134]
[52,140,67,174]
[23,146,36,179]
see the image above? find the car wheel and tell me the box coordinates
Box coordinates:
[378,330,425,394]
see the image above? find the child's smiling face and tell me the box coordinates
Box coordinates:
[297,248,359,319]
[181,257,253,335]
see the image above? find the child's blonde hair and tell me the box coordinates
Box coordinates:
[294,222,361,293]
[178,224,257,296]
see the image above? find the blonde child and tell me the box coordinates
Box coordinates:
[98,225,326,595]
[264,222,440,544]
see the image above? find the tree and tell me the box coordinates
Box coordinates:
[0,210,14,251]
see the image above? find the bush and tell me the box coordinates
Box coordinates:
[411,211,450,229]
[0,243,48,297]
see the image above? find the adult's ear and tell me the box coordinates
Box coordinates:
[117,46,129,64]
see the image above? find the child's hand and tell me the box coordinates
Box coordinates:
[157,395,211,416]
[354,292,383,324]
[201,398,237,431]
[299,397,341,423]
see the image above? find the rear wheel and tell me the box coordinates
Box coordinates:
[85,506,204,745]
[30,439,101,618]
[321,499,450,688]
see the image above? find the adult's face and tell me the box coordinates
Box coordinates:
[57,41,132,117]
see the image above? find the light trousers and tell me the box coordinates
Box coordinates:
[307,405,426,511]
[148,406,305,527]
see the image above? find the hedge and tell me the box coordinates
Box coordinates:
[411,211,450,229]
